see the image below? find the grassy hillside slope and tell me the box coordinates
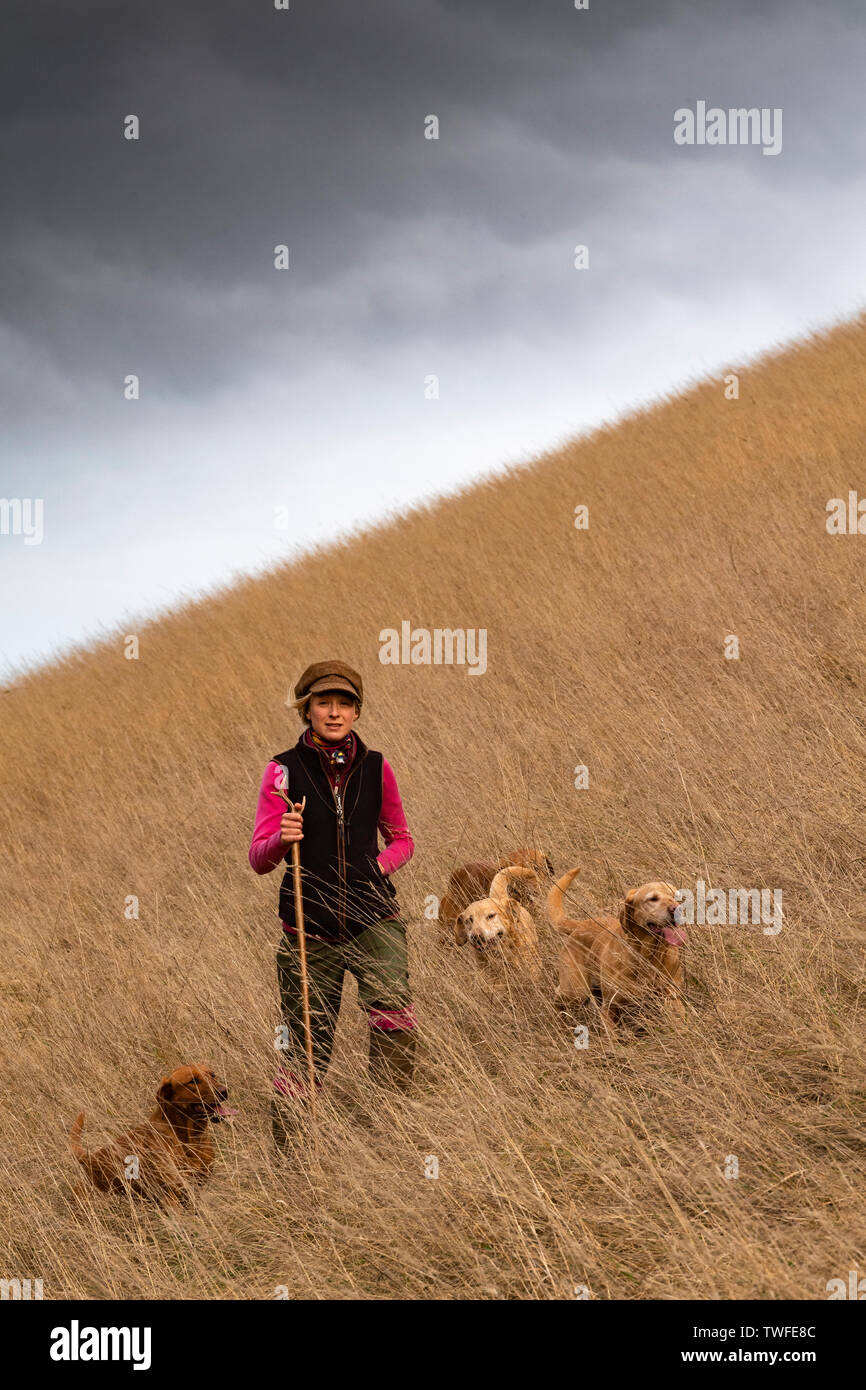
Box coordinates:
[1,318,865,1299]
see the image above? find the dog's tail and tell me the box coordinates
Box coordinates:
[490,864,538,902]
[547,866,582,931]
[68,1112,113,1192]
[68,1112,89,1166]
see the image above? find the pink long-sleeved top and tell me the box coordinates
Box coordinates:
[249,757,414,884]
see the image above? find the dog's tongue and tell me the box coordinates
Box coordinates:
[212,1104,238,1122]
[662,925,687,946]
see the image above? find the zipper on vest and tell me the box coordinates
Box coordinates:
[330,757,362,937]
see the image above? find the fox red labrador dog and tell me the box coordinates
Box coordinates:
[69,1063,231,1205]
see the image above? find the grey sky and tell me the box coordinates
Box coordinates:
[2,0,865,674]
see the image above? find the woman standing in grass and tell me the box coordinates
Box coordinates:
[249,660,415,1135]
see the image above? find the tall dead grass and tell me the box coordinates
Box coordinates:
[1,319,864,1299]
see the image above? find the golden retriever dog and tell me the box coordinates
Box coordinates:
[548,868,686,1034]
[455,866,542,985]
[440,848,553,935]
[68,1063,231,1205]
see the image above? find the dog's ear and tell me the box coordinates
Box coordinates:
[619,888,638,932]
[454,913,469,946]
[501,898,522,930]
[157,1077,175,1107]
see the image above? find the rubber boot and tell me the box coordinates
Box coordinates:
[368,1028,416,1091]
[271,1067,318,1150]
[272,1094,314,1150]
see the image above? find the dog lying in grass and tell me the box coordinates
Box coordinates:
[548,869,686,1034]
[454,865,542,985]
[440,848,553,936]
[68,1063,232,1206]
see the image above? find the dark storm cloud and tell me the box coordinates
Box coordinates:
[3,0,866,675]
[2,0,855,417]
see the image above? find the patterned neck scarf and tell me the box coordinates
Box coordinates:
[306,727,355,775]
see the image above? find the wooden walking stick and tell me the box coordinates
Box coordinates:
[276,775,318,1138]
[291,795,318,1129]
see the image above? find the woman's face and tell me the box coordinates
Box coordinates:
[308,692,359,741]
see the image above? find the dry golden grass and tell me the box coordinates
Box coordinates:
[2,318,865,1300]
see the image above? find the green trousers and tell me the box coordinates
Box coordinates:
[276,917,414,1083]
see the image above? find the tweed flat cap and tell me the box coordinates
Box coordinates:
[293,659,363,706]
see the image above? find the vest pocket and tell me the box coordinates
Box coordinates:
[349,857,397,902]
[371,860,398,900]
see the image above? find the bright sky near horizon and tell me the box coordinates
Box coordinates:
[2,0,865,677]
